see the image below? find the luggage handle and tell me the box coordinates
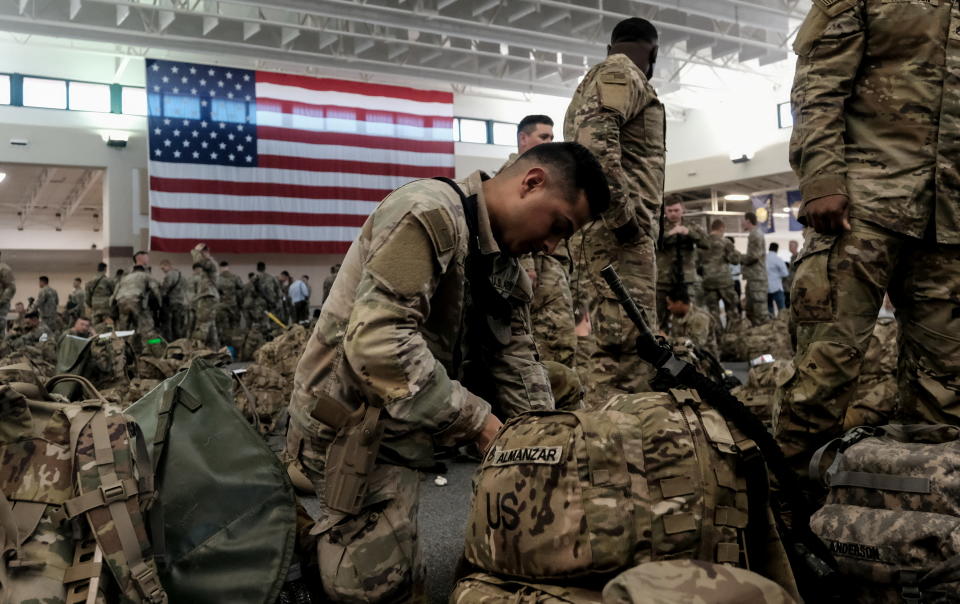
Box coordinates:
[45,374,107,403]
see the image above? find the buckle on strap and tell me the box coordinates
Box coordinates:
[899,570,922,603]
[101,481,128,505]
[132,563,167,603]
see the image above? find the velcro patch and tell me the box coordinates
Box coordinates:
[420,208,455,255]
[826,540,884,562]
[485,446,564,467]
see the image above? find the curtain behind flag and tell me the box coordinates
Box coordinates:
[786,190,804,231]
[145,59,455,254]
[751,193,775,234]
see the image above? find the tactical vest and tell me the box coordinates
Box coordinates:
[0,366,166,603]
[464,390,793,589]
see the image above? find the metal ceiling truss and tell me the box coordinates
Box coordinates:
[0,0,805,96]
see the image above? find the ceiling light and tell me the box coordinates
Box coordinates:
[0,172,5,184]
[724,194,750,202]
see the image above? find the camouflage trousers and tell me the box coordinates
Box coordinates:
[774,220,960,477]
[191,297,219,349]
[216,303,241,348]
[286,410,425,603]
[0,301,8,339]
[91,303,112,327]
[702,283,740,331]
[116,298,157,349]
[569,224,656,408]
[745,280,769,326]
[529,253,576,368]
[655,281,702,332]
[162,303,188,342]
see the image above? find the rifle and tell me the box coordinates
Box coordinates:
[600,264,841,601]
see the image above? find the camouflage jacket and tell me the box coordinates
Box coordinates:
[253,272,282,308]
[0,262,14,306]
[790,0,960,243]
[656,220,709,285]
[290,172,553,465]
[111,270,160,306]
[742,228,767,283]
[189,249,219,301]
[85,272,115,310]
[564,53,665,241]
[31,285,59,319]
[702,233,742,289]
[66,288,85,313]
[670,305,719,359]
[161,268,187,306]
[526,252,576,368]
[9,321,55,348]
[217,269,243,308]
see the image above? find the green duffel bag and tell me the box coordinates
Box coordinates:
[127,358,297,603]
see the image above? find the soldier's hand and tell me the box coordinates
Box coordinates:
[474,413,504,454]
[805,194,851,234]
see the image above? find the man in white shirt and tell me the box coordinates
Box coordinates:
[289,276,310,323]
[766,242,789,317]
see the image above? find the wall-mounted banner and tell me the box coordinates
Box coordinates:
[751,193,774,234]
[786,190,804,231]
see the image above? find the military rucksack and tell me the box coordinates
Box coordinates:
[731,359,794,426]
[809,424,960,602]
[720,318,792,362]
[464,389,795,592]
[54,333,133,401]
[125,359,296,603]
[451,572,602,603]
[0,365,166,603]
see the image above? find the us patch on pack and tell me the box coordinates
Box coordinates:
[485,446,564,467]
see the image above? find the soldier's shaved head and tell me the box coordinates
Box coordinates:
[609,18,659,79]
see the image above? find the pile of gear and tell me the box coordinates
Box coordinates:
[234,324,310,432]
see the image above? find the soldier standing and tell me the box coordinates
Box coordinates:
[0,251,15,341]
[217,260,244,340]
[30,276,61,334]
[701,220,742,330]
[189,243,220,348]
[508,115,577,369]
[741,212,768,326]
[159,259,187,341]
[110,265,160,348]
[64,278,85,327]
[285,143,608,602]
[320,264,340,308]
[656,200,708,331]
[775,0,960,478]
[783,239,799,308]
[85,263,115,328]
[565,17,665,405]
[252,262,283,329]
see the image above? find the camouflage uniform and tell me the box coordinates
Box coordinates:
[31,284,61,333]
[656,221,708,331]
[742,227,768,326]
[603,560,798,604]
[321,267,339,308]
[521,253,576,368]
[216,268,243,342]
[250,271,282,332]
[189,249,219,349]
[702,233,743,330]
[64,286,85,326]
[6,320,54,350]
[110,270,160,346]
[0,261,14,340]
[669,304,719,361]
[843,315,899,430]
[285,172,552,603]
[160,267,187,341]
[564,53,665,407]
[85,270,115,326]
[774,0,960,476]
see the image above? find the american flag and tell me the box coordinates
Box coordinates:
[146,59,455,254]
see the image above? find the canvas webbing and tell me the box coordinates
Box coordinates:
[808,426,882,486]
[828,470,931,494]
[231,371,262,432]
[11,501,47,547]
[0,490,20,560]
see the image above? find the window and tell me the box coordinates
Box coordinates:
[0,75,9,105]
[777,102,793,129]
[122,87,147,115]
[162,94,201,119]
[491,121,516,146]
[68,81,111,112]
[23,77,67,109]
[457,118,488,143]
[211,98,248,123]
